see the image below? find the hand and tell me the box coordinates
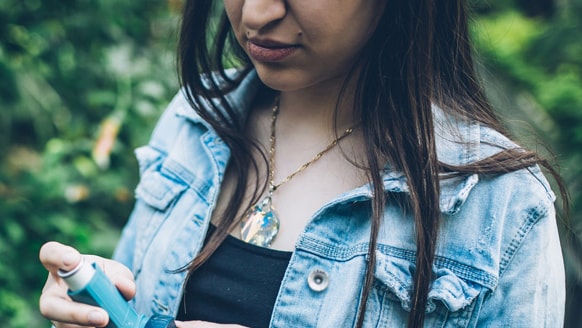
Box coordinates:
[39,241,135,328]
[175,321,247,328]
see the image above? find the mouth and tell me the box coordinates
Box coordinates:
[246,38,299,62]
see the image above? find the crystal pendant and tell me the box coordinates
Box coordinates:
[240,196,280,247]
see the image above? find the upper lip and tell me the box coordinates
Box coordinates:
[247,37,297,48]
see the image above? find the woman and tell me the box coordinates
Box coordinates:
[39,0,567,327]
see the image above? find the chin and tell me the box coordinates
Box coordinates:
[254,68,317,92]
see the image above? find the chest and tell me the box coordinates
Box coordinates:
[211,132,368,251]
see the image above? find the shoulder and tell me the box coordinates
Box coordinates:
[144,69,261,157]
[436,130,559,293]
[131,69,264,207]
[434,105,555,212]
[431,105,559,282]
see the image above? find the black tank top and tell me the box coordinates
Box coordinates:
[176,226,292,328]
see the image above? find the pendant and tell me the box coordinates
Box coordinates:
[240,196,280,247]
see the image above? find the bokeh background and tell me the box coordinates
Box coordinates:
[1,0,581,327]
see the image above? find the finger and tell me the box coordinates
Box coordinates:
[39,291,109,327]
[53,322,97,328]
[114,274,136,301]
[39,241,82,274]
[88,257,136,300]
[41,271,67,294]
[175,321,245,328]
[175,321,203,328]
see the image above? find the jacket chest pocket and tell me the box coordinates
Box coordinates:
[130,168,189,275]
[364,251,486,328]
[128,145,217,280]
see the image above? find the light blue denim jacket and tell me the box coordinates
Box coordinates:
[113,71,565,327]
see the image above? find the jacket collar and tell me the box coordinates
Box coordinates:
[382,105,481,214]
[174,69,260,128]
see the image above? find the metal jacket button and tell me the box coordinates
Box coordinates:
[308,269,329,292]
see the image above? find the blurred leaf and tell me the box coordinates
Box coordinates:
[0,1,180,326]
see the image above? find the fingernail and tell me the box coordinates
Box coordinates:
[88,311,107,325]
[62,252,80,267]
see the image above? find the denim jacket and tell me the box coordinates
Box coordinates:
[113,71,565,327]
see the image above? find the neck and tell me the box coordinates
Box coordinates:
[276,76,357,138]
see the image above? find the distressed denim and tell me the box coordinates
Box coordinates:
[113,71,565,327]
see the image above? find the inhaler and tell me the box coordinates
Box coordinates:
[58,259,176,328]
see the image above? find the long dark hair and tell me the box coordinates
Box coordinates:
[177,1,568,327]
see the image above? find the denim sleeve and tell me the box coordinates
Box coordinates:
[476,204,565,327]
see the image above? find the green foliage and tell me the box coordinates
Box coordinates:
[472,4,582,210]
[0,1,180,326]
[472,2,582,326]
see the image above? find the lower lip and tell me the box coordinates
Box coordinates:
[247,42,298,62]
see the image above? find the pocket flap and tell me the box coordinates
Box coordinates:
[374,251,482,313]
[135,145,164,175]
[134,145,188,211]
[135,170,188,211]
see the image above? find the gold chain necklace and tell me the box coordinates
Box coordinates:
[240,99,354,247]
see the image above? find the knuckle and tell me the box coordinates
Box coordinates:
[38,304,48,318]
[38,295,53,318]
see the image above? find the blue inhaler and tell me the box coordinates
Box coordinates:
[58,259,176,328]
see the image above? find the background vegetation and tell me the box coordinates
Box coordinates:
[0,0,580,327]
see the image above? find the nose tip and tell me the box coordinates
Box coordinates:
[242,0,286,32]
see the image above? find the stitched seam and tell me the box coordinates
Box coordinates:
[498,204,548,277]
[297,236,497,289]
